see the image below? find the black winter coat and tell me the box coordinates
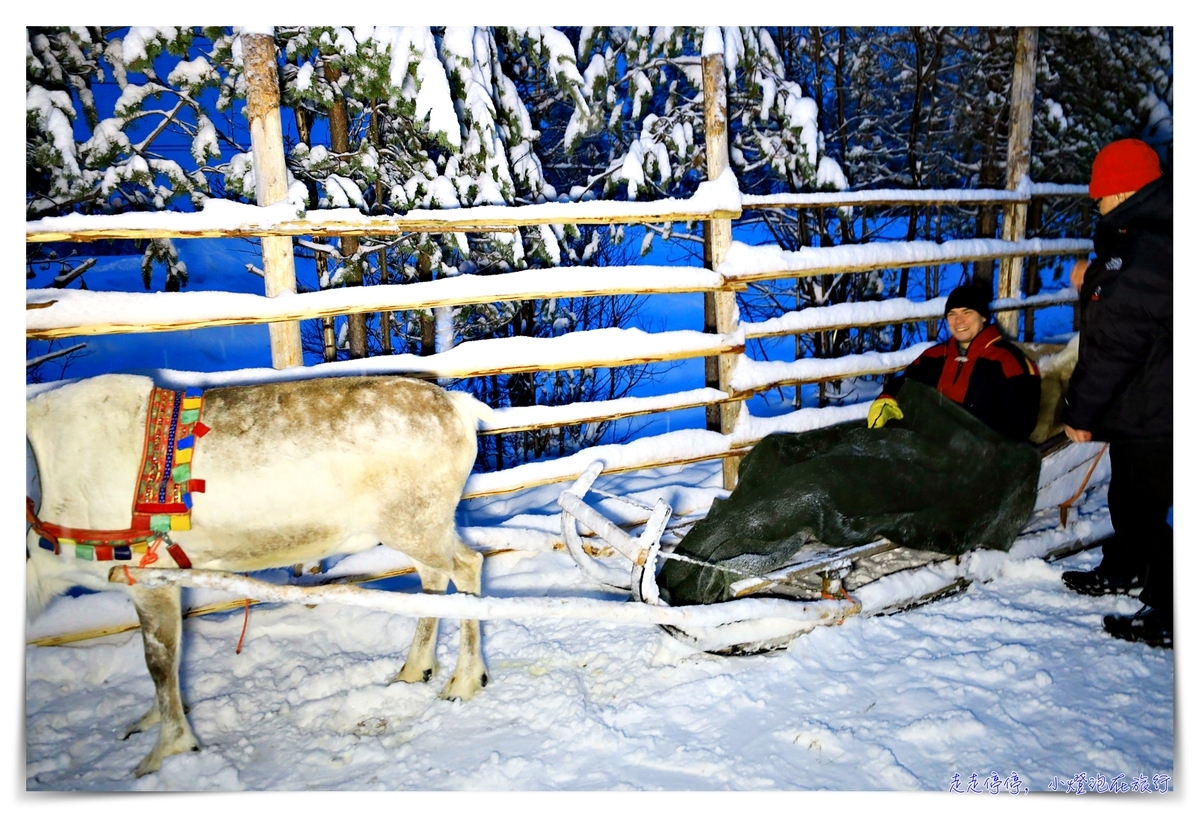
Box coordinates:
[1064,174,1172,442]
[883,323,1042,443]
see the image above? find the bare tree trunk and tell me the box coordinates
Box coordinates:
[1023,197,1044,341]
[418,251,435,356]
[836,28,848,169]
[325,61,367,359]
[292,91,337,362]
[369,98,392,355]
[972,30,1008,294]
[794,208,805,410]
[892,206,920,350]
[315,251,336,361]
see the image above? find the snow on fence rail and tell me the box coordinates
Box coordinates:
[25,170,742,243]
[25,266,729,339]
[111,327,744,385]
[743,289,1078,339]
[719,237,1092,283]
[740,181,1089,209]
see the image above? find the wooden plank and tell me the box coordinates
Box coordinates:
[741,186,1088,210]
[388,336,744,380]
[481,389,733,436]
[744,293,1077,339]
[462,447,753,500]
[26,206,742,244]
[733,362,908,392]
[729,539,897,598]
[721,239,1091,285]
[27,266,729,340]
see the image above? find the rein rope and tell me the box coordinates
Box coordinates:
[1058,443,1110,527]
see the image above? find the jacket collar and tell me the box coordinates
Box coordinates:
[949,323,1002,359]
[1100,172,1172,231]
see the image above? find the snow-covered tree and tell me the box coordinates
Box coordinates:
[26,26,235,290]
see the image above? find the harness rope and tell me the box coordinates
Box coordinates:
[1058,443,1109,527]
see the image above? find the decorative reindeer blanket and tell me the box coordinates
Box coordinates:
[656,381,1041,606]
[132,386,208,532]
[30,385,207,567]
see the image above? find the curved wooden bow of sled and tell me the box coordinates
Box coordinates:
[558,461,671,604]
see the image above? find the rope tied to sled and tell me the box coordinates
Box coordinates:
[1058,444,1109,527]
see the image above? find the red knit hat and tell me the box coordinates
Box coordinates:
[1089,138,1163,198]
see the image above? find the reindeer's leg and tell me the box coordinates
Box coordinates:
[120,703,160,740]
[439,539,489,701]
[120,700,192,740]
[390,561,448,685]
[128,583,200,777]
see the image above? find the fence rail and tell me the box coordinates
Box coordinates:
[25,172,742,243]
[740,182,1089,210]
[26,266,732,340]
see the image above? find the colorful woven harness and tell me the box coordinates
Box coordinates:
[27,386,208,569]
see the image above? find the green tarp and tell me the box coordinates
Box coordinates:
[657,381,1041,606]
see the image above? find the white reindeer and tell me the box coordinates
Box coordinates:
[26,374,492,777]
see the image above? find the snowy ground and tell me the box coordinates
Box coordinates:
[22,461,1177,798]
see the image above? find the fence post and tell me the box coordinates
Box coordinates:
[702,47,741,491]
[242,30,303,369]
[997,26,1038,339]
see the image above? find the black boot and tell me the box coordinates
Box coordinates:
[1103,605,1172,648]
[1063,568,1142,597]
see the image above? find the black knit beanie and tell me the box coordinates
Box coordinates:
[944,285,992,321]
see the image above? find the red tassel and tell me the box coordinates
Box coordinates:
[193,422,210,438]
[166,542,192,569]
[236,598,251,654]
[188,479,206,493]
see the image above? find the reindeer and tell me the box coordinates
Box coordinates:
[26,374,492,777]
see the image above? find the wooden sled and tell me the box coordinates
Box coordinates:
[558,433,1110,655]
[558,338,1110,654]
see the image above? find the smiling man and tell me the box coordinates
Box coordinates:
[867,285,1042,443]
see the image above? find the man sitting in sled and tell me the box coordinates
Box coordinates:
[866,284,1042,443]
[657,286,1045,607]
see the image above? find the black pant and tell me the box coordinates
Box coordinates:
[1099,438,1173,612]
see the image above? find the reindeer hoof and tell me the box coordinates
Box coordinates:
[392,662,439,685]
[134,753,161,778]
[120,705,161,740]
[439,670,488,702]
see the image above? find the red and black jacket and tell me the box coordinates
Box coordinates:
[883,324,1041,442]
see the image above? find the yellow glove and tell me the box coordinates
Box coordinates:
[867,396,903,429]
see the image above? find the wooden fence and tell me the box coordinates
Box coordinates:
[26,48,1090,500]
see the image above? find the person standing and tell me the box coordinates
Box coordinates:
[1059,138,1173,648]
